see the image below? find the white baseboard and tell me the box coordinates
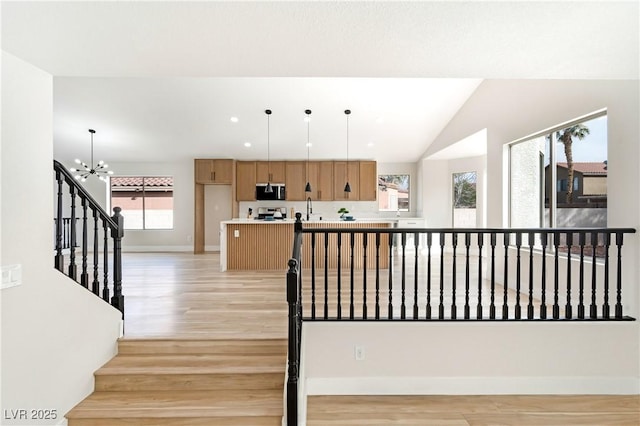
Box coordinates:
[305,376,640,395]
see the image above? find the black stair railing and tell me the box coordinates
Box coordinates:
[53,160,124,317]
[286,213,303,426]
[293,222,635,322]
[286,217,636,424]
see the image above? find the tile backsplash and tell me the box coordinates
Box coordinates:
[238,200,415,220]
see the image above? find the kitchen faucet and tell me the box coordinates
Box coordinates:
[306,197,313,221]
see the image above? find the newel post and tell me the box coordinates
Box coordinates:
[286,257,299,426]
[110,207,125,317]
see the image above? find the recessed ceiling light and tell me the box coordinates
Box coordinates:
[375,117,384,124]
[368,142,375,147]
[244,142,251,148]
[306,142,312,147]
[230,116,239,123]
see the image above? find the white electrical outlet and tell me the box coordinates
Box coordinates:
[234,229,240,238]
[186,235,193,243]
[1,264,22,289]
[354,345,365,361]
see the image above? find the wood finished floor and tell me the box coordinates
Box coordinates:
[120,252,639,424]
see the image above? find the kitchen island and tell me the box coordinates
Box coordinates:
[220,219,395,271]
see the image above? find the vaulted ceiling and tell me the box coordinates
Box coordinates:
[2,1,638,163]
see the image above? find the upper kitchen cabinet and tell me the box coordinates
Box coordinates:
[256,161,286,183]
[285,162,306,201]
[308,161,334,201]
[236,161,257,201]
[194,159,233,184]
[333,161,360,200]
[359,161,377,201]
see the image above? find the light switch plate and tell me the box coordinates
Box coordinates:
[1,264,22,289]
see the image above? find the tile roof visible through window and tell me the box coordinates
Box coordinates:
[556,162,607,176]
[111,177,173,188]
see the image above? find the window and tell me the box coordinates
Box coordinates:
[110,177,174,230]
[509,111,607,253]
[453,171,477,227]
[378,174,410,211]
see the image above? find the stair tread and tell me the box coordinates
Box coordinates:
[66,390,283,418]
[116,338,287,355]
[97,354,285,375]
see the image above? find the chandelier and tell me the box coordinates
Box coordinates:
[70,129,113,182]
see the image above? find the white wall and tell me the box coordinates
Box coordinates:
[304,322,639,395]
[1,52,122,425]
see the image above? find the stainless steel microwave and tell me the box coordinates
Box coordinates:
[256,184,286,201]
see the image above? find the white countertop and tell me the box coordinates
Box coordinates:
[221,218,399,225]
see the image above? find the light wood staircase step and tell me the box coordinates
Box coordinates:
[66,390,282,426]
[66,338,287,425]
[116,338,287,355]
[95,354,284,391]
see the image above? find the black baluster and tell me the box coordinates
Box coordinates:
[477,233,484,320]
[110,207,124,317]
[603,232,611,319]
[451,232,458,320]
[490,233,496,319]
[349,232,355,319]
[68,186,77,280]
[388,230,394,319]
[565,232,573,319]
[401,232,406,320]
[464,232,471,320]
[553,232,560,320]
[324,232,329,319]
[337,232,342,320]
[578,232,586,319]
[527,232,535,319]
[363,233,368,319]
[54,170,64,271]
[63,218,70,249]
[80,198,89,288]
[615,232,624,319]
[102,219,110,302]
[426,232,432,320]
[375,233,380,320]
[502,232,509,320]
[439,233,445,320]
[515,232,521,320]
[540,231,548,320]
[92,209,100,295]
[590,232,598,319]
[311,233,316,320]
[413,232,419,319]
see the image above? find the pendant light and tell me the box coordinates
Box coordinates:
[344,109,352,193]
[305,109,312,193]
[69,129,114,182]
[264,109,273,193]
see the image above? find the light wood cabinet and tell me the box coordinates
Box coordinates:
[285,162,307,201]
[358,161,378,201]
[308,161,334,201]
[333,161,360,200]
[194,159,233,184]
[236,161,257,201]
[256,161,286,183]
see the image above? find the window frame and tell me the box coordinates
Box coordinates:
[109,175,175,230]
[508,109,607,229]
[377,174,411,212]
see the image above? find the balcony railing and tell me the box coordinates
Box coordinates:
[285,213,636,424]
